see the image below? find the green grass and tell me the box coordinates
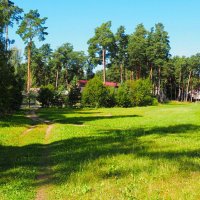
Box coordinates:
[0,111,47,200]
[1,103,200,199]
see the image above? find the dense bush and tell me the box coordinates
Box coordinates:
[131,79,154,106]
[116,79,154,107]
[37,84,55,107]
[0,42,23,115]
[116,81,132,107]
[82,77,113,107]
[37,85,70,107]
[105,87,116,107]
[68,85,81,106]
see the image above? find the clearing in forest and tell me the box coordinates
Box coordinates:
[0,103,200,200]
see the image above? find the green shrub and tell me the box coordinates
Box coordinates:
[116,82,132,107]
[68,86,81,106]
[37,84,54,107]
[82,77,111,107]
[116,79,154,107]
[152,98,159,106]
[104,87,116,107]
[131,79,153,106]
[0,48,23,115]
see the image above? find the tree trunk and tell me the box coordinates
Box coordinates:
[5,25,9,51]
[27,42,32,93]
[55,70,59,89]
[120,63,123,84]
[149,63,153,81]
[185,70,192,101]
[66,67,68,87]
[138,65,141,79]
[158,66,161,99]
[174,83,177,101]
[177,71,182,101]
[102,49,106,83]
[136,67,139,80]
[130,70,134,80]
[190,84,193,102]
[181,85,184,101]
[124,68,127,81]
[170,77,173,100]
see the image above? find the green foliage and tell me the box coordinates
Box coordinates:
[68,86,81,106]
[37,84,54,107]
[0,0,23,26]
[131,79,153,106]
[0,39,23,115]
[105,87,116,107]
[115,26,129,64]
[82,77,110,107]
[51,43,86,88]
[87,21,115,66]
[116,79,154,107]
[30,43,53,86]
[116,82,132,107]
[17,9,48,44]
[128,24,148,76]
[68,78,81,107]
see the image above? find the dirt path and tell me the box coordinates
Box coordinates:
[21,110,39,137]
[35,122,54,200]
[22,109,54,200]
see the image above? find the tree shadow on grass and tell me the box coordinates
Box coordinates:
[0,108,142,127]
[1,123,200,189]
[54,114,142,125]
[101,124,200,137]
[0,114,34,128]
[37,108,142,125]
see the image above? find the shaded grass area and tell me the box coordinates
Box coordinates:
[0,111,46,200]
[1,103,200,199]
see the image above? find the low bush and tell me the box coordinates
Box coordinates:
[116,79,154,107]
[37,84,55,107]
[82,77,113,107]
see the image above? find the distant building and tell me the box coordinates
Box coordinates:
[189,89,200,101]
[77,80,119,92]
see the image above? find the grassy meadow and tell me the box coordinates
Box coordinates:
[0,102,200,199]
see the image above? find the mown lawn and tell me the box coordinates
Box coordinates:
[1,103,200,200]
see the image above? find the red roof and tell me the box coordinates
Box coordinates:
[78,80,88,84]
[104,82,118,87]
[78,80,118,87]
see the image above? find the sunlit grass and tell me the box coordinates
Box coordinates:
[0,111,47,200]
[1,103,200,199]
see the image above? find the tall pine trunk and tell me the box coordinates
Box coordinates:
[102,49,106,83]
[170,77,173,100]
[158,66,161,99]
[130,70,134,80]
[124,67,127,81]
[177,71,182,101]
[138,65,141,79]
[185,70,192,101]
[149,63,153,81]
[66,66,68,87]
[5,25,9,51]
[27,42,32,93]
[55,70,59,89]
[120,63,123,84]
[181,85,184,101]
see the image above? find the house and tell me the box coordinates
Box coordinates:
[77,80,119,92]
[189,89,200,101]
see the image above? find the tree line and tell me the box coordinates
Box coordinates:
[0,1,200,114]
[0,0,23,115]
[88,21,200,102]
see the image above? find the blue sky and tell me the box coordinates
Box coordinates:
[10,0,200,57]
